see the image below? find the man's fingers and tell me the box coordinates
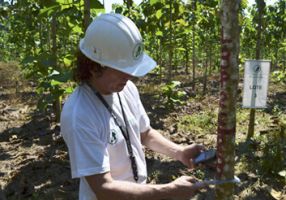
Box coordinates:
[188,178,198,183]
[181,175,199,183]
[188,158,194,168]
[192,181,209,190]
[196,144,206,152]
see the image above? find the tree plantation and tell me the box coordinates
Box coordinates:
[0,0,285,199]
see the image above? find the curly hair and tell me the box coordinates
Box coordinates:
[74,50,105,83]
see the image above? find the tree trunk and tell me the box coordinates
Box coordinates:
[192,0,196,91]
[184,35,190,74]
[247,0,265,139]
[209,45,213,75]
[255,0,265,60]
[123,0,133,15]
[202,58,208,95]
[167,0,173,82]
[273,43,278,70]
[84,0,91,31]
[215,0,240,199]
[174,51,178,74]
[185,48,190,74]
[39,21,44,53]
[157,39,163,83]
[51,16,61,123]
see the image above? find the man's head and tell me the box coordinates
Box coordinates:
[78,13,157,78]
[74,51,133,94]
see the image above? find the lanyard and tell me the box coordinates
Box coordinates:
[88,84,139,182]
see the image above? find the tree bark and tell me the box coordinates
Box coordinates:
[215,0,240,199]
[51,15,61,123]
[167,0,173,82]
[185,46,189,74]
[84,0,91,31]
[203,55,208,95]
[191,0,196,90]
[255,0,265,60]
[247,0,265,139]
[123,0,133,15]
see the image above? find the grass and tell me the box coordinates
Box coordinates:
[177,110,217,135]
[236,108,273,136]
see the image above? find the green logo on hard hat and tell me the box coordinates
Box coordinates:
[133,43,144,60]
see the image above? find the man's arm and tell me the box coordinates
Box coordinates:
[141,128,204,168]
[85,171,205,200]
[141,128,183,160]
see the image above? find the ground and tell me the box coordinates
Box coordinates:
[0,62,285,200]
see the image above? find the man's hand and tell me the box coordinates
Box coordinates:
[176,144,205,168]
[169,176,207,200]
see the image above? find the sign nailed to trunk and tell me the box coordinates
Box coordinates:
[242,60,271,108]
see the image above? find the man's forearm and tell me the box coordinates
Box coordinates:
[141,128,204,168]
[141,128,184,161]
[86,173,175,200]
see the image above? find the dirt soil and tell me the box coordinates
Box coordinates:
[0,62,285,200]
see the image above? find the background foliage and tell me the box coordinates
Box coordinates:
[0,0,285,110]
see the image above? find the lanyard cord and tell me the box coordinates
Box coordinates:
[87,84,139,182]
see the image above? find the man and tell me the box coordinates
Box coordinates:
[61,13,207,200]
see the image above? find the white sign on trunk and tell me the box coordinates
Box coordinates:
[242,60,271,108]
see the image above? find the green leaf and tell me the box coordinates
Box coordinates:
[63,57,72,66]
[155,30,163,36]
[179,4,185,14]
[65,86,74,94]
[38,54,56,70]
[49,71,72,82]
[177,91,186,97]
[56,0,66,4]
[171,80,181,87]
[72,24,83,34]
[150,0,162,6]
[40,4,60,16]
[51,79,62,86]
[176,47,186,51]
[94,8,105,14]
[22,56,35,65]
[56,0,75,5]
[41,1,59,8]
[38,81,51,90]
[155,9,163,19]
[176,19,188,26]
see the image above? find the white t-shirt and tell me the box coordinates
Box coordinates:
[60,81,150,200]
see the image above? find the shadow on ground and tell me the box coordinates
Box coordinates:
[0,94,78,199]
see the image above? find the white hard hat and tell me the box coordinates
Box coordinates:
[79,13,157,77]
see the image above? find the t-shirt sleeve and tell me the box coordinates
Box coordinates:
[137,96,151,133]
[127,81,151,133]
[67,123,110,179]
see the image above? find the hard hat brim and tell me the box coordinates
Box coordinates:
[79,39,157,77]
[119,53,157,77]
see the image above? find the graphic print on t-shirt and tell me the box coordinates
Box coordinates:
[109,129,118,145]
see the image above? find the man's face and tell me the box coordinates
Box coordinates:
[96,67,133,94]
